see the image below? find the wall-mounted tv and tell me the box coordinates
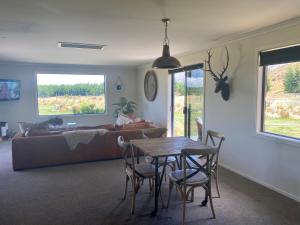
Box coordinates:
[0,79,21,101]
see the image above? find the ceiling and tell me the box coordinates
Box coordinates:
[0,0,300,66]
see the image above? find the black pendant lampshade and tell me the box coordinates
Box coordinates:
[152,18,181,69]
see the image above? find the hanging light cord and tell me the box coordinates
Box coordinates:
[163,20,169,45]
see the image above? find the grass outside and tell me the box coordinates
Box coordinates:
[173,95,203,139]
[173,111,202,139]
[39,105,75,115]
[173,96,300,140]
[38,95,105,116]
[264,117,300,139]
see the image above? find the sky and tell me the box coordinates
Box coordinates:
[174,70,204,88]
[37,74,105,85]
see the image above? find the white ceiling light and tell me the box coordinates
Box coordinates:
[58,42,106,50]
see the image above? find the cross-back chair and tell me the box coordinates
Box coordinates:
[117,136,158,214]
[167,147,218,224]
[205,130,225,198]
[186,130,225,199]
[196,118,203,141]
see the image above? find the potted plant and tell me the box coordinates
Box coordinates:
[112,97,137,118]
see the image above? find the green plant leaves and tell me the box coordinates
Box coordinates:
[112,97,137,118]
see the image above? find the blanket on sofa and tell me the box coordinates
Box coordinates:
[63,129,108,150]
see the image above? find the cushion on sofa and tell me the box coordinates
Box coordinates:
[121,122,151,130]
[115,113,133,126]
[76,124,115,131]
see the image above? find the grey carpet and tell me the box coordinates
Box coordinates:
[0,141,299,225]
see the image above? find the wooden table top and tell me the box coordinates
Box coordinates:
[130,136,214,157]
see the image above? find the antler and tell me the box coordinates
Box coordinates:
[218,47,229,78]
[205,47,229,80]
[205,49,219,80]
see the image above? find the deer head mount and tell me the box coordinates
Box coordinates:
[205,47,230,101]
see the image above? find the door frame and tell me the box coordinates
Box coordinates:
[170,63,204,138]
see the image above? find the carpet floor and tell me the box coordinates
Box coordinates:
[0,141,299,225]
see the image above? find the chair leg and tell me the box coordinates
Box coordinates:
[170,162,176,171]
[130,177,136,214]
[215,168,221,198]
[131,191,136,214]
[160,190,165,208]
[185,187,193,202]
[167,179,173,208]
[123,175,129,200]
[182,187,186,225]
[149,178,152,193]
[164,168,167,181]
[190,188,194,202]
[208,185,216,219]
[150,178,155,194]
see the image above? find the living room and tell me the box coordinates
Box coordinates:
[0,1,300,225]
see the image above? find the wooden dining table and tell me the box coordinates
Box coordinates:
[130,136,215,215]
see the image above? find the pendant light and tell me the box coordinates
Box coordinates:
[152,18,181,69]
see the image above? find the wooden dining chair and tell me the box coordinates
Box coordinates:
[117,136,158,214]
[196,118,203,141]
[205,130,225,198]
[167,147,218,224]
[186,130,225,199]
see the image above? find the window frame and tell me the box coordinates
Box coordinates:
[169,63,205,139]
[34,72,108,118]
[257,46,300,144]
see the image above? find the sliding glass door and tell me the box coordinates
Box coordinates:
[172,71,186,137]
[171,65,204,140]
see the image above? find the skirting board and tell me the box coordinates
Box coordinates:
[219,163,300,203]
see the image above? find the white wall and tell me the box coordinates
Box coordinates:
[137,68,171,128]
[137,23,300,202]
[0,62,138,131]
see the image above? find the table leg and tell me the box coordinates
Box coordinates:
[179,155,183,169]
[159,156,168,188]
[151,157,159,216]
[136,147,140,164]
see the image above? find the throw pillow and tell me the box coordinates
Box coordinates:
[115,113,133,126]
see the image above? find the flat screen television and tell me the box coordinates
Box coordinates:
[0,79,21,101]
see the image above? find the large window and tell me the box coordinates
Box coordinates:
[259,45,300,140]
[36,73,106,116]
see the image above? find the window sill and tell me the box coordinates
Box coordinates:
[256,131,300,148]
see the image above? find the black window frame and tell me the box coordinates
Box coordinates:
[169,63,204,138]
[259,44,300,141]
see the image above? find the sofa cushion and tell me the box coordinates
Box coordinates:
[76,124,115,131]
